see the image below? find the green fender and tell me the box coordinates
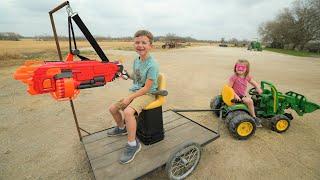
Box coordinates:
[226,104,250,115]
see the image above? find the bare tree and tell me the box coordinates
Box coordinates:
[292,0,320,50]
[259,0,320,50]
[0,32,22,41]
[259,20,286,48]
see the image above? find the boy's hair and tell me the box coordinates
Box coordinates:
[234,59,250,76]
[134,30,153,44]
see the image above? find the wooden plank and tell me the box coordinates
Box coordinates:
[88,122,196,171]
[83,111,184,146]
[163,116,189,132]
[162,110,179,122]
[82,129,120,145]
[89,122,218,180]
[82,111,219,180]
[82,110,180,144]
[84,116,190,161]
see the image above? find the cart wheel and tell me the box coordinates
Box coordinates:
[210,95,222,117]
[166,142,201,180]
[270,115,290,133]
[228,113,256,140]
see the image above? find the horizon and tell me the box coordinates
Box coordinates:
[0,0,295,41]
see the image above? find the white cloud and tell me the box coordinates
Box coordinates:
[0,0,294,40]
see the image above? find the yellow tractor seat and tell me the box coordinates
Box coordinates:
[144,73,167,110]
[222,84,236,106]
[137,73,167,145]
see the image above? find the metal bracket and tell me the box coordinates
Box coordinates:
[66,4,75,17]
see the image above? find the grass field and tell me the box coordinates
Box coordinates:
[0,39,136,66]
[264,47,320,57]
[0,39,208,66]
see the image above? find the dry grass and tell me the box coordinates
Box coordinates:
[0,39,89,66]
[0,39,210,66]
[0,52,21,60]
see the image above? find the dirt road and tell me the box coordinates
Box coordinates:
[1,46,319,179]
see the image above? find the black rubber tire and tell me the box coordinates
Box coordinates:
[225,111,246,126]
[210,95,222,117]
[228,113,256,140]
[270,115,290,133]
[165,142,201,180]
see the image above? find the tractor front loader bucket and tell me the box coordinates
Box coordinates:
[285,91,320,116]
[303,101,320,114]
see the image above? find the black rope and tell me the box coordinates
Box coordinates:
[68,16,72,53]
[69,17,77,50]
[68,15,89,61]
[77,54,89,60]
[68,16,78,53]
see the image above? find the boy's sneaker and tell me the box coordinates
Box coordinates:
[107,126,127,136]
[254,117,263,128]
[120,140,141,164]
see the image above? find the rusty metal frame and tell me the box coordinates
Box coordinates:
[49,1,89,141]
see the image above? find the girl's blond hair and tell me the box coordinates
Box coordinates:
[234,59,250,76]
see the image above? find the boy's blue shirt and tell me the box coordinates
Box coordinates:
[129,55,159,93]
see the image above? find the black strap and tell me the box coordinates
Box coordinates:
[68,16,89,61]
[71,13,109,62]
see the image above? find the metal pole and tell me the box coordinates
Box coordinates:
[172,108,222,135]
[49,1,69,61]
[49,14,62,61]
[70,99,82,141]
[172,109,220,112]
[49,1,83,141]
[49,1,69,14]
[218,108,223,134]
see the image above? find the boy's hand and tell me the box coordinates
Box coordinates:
[122,97,132,106]
[120,70,130,80]
[114,61,130,80]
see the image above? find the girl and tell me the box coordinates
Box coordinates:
[229,59,263,127]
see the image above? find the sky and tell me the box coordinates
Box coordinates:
[0,0,295,40]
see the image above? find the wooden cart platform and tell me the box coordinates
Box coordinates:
[82,110,219,180]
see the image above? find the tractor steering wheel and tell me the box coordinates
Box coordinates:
[249,87,259,95]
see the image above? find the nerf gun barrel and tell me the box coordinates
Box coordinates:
[14,55,125,100]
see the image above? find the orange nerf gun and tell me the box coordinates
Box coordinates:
[14,1,131,101]
[13,54,127,100]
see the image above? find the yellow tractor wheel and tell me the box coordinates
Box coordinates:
[237,122,254,137]
[271,115,291,133]
[228,112,256,140]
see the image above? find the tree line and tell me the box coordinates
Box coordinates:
[259,0,320,52]
[0,32,23,41]
[0,32,207,43]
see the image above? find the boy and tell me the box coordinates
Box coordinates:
[107,30,159,164]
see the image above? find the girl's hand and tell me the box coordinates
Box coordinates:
[235,95,241,101]
[257,88,263,94]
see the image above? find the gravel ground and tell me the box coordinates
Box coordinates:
[1,46,319,180]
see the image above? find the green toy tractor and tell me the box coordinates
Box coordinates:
[210,81,320,140]
[247,41,262,51]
